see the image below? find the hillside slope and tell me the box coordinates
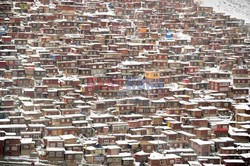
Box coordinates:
[195,0,250,24]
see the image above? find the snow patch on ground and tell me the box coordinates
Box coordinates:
[195,0,250,24]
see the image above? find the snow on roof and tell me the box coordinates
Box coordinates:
[199,106,217,110]
[122,60,151,66]
[92,123,108,127]
[149,152,180,160]
[235,104,250,110]
[21,138,34,144]
[46,147,65,151]
[0,124,27,128]
[148,140,167,144]
[120,114,144,118]
[115,140,127,144]
[178,131,196,137]
[240,153,250,158]
[190,139,214,145]
[90,113,114,118]
[240,125,250,129]
[223,159,245,163]
[219,137,235,141]
[236,113,250,117]
[83,140,97,145]
[44,136,61,140]
[188,161,202,166]
[103,145,121,149]
[65,151,83,154]
[85,146,96,151]
[162,130,177,135]
[123,157,134,161]
[135,150,150,155]
[60,134,76,140]
[106,152,131,157]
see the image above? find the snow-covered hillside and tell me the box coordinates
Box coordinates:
[195,0,250,24]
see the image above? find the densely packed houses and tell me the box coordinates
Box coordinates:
[0,0,250,165]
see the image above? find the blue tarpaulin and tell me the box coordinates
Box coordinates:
[166,30,172,39]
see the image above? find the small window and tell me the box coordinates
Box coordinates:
[104,139,109,144]
[123,160,129,165]
[50,143,56,147]
[57,142,63,147]
[23,145,29,149]
[56,152,63,157]
[49,152,55,157]
[52,130,57,135]
[68,154,73,159]
[222,125,228,129]
[191,157,196,160]
[5,146,10,151]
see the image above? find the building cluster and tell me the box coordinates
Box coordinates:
[0,0,250,165]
